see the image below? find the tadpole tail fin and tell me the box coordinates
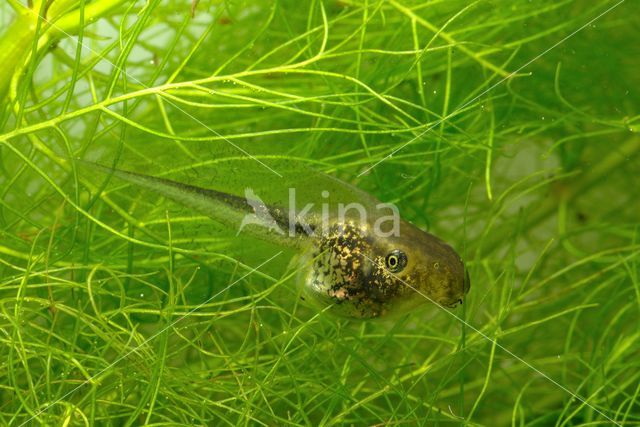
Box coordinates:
[72,158,306,247]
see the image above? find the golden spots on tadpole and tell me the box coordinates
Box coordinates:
[328,287,348,300]
[303,220,450,318]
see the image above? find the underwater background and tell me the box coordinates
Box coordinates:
[0,0,638,425]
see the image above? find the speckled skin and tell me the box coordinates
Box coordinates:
[299,219,470,319]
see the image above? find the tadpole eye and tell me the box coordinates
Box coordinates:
[385,249,407,273]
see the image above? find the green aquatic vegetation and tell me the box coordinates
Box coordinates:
[0,0,639,425]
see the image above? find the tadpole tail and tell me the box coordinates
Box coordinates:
[72,158,308,247]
